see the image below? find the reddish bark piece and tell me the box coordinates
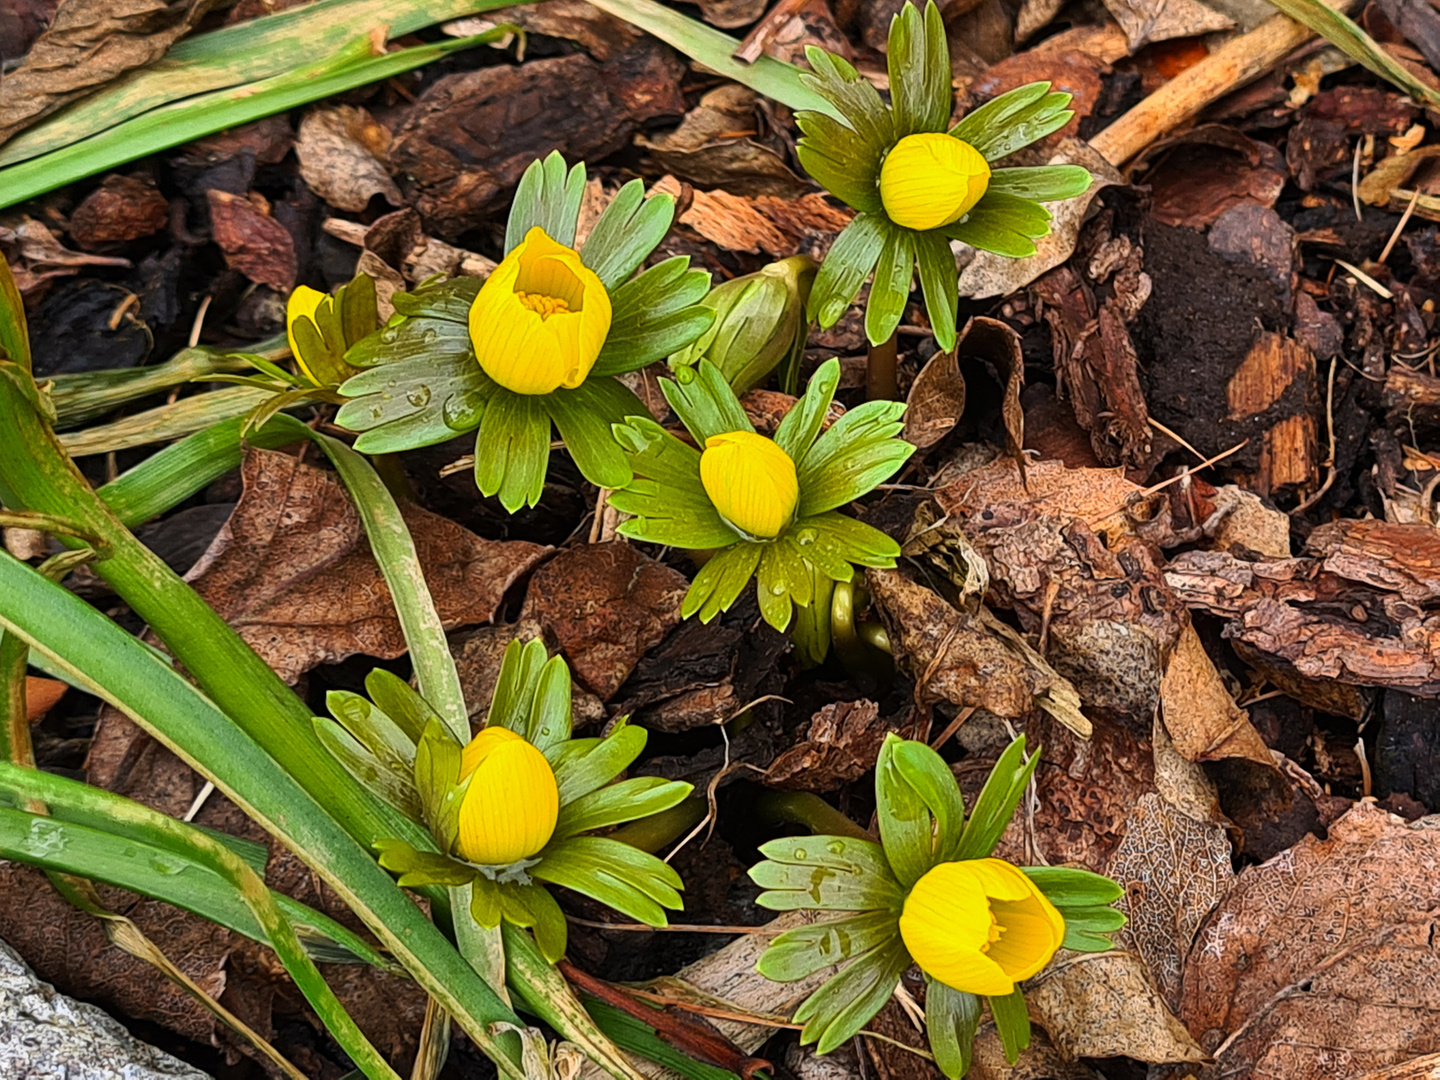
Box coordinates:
[1143,124,1287,229]
[389,43,685,238]
[519,542,688,701]
[1181,803,1440,1079]
[651,175,850,258]
[69,175,169,249]
[185,448,548,683]
[205,189,296,293]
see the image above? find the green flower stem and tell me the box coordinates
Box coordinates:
[754,791,872,842]
[47,346,268,429]
[867,332,898,402]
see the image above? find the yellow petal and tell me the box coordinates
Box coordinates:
[468,226,611,395]
[286,285,329,380]
[455,726,559,865]
[879,133,991,232]
[699,430,799,540]
[899,858,1065,995]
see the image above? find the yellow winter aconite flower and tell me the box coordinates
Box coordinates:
[899,858,1065,996]
[699,430,799,540]
[879,133,991,232]
[455,726,559,865]
[468,225,612,395]
[286,285,328,382]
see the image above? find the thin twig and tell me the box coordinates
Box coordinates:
[1292,356,1338,515]
[1147,416,1208,462]
[1379,189,1422,263]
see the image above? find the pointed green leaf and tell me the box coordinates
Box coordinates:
[507,151,587,252]
[796,115,884,212]
[390,277,481,323]
[951,83,1072,162]
[581,179,675,290]
[797,512,899,577]
[797,400,912,515]
[551,723,648,803]
[799,47,895,161]
[757,910,900,982]
[414,719,465,852]
[523,656,574,753]
[987,988,1031,1063]
[955,735,1039,860]
[682,540,763,623]
[875,734,962,888]
[501,881,569,963]
[755,536,812,631]
[374,838,475,888]
[1022,866,1123,907]
[926,979,981,1080]
[314,717,422,821]
[474,390,551,512]
[661,359,752,445]
[793,937,909,1053]
[808,212,889,329]
[889,1,950,139]
[775,356,840,461]
[914,230,959,351]
[337,353,492,452]
[545,377,641,490]
[555,777,694,840]
[864,224,915,346]
[362,670,438,745]
[750,835,904,911]
[534,836,683,925]
[987,165,1092,202]
[593,258,714,376]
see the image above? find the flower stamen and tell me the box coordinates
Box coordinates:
[517,292,572,319]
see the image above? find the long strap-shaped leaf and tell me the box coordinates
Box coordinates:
[0,551,528,1078]
[0,765,403,1080]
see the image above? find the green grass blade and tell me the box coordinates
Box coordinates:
[0,764,402,1080]
[0,553,527,1078]
[0,32,504,210]
[48,346,272,429]
[57,385,276,457]
[1262,0,1440,107]
[0,0,519,168]
[96,413,314,528]
[584,0,835,117]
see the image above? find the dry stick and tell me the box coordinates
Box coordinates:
[1089,0,1362,166]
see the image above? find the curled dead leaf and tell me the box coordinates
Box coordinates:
[295,105,402,213]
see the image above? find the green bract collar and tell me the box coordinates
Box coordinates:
[333,151,716,512]
[799,0,1093,350]
[610,357,914,632]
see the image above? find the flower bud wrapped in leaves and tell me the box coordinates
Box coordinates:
[335,152,717,513]
[611,357,914,632]
[797,0,1094,349]
[314,642,692,962]
[218,273,379,437]
[748,735,1125,1077]
[669,255,815,394]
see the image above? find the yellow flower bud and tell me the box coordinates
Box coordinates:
[468,226,612,395]
[455,726,559,865]
[699,430,799,540]
[899,858,1065,996]
[879,133,991,232]
[286,285,329,383]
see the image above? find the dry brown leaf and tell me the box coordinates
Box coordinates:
[868,569,1054,718]
[637,85,809,198]
[1205,485,1291,558]
[935,454,1154,536]
[1352,1053,1440,1080]
[1181,803,1440,1079]
[1161,623,1276,768]
[1107,793,1234,1008]
[1027,951,1208,1064]
[904,318,1024,466]
[904,348,966,453]
[651,175,851,257]
[0,0,221,145]
[185,448,547,683]
[205,190,296,293]
[295,105,402,213]
[519,542,689,701]
[765,700,920,791]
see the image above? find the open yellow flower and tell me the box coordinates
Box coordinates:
[699,430,799,540]
[879,133,991,232]
[286,285,329,383]
[467,225,612,395]
[899,858,1065,996]
[456,726,559,865]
